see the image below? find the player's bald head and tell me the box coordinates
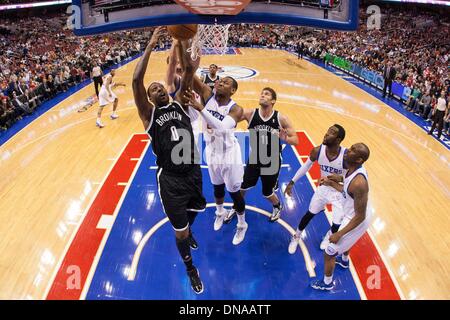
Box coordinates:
[354,143,370,163]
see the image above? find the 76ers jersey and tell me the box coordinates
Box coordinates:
[342,166,371,221]
[317,145,346,178]
[203,94,238,153]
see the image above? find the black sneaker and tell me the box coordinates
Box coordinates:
[223,208,237,224]
[187,268,204,294]
[189,232,198,250]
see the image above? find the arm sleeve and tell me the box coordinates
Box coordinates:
[200,108,236,129]
[291,158,314,183]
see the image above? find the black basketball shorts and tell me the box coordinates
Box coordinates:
[241,163,281,198]
[156,165,206,231]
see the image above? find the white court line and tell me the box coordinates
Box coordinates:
[127,203,316,281]
[96,215,115,230]
[117,182,128,186]
[42,134,136,299]
[80,137,150,300]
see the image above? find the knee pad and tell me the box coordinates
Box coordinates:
[213,184,226,199]
[229,191,245,213]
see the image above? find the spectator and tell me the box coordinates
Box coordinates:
[11,91,32,114]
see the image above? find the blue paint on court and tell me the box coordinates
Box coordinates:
[86,133,361,300]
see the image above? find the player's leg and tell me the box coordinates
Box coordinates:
[186,166,207,249]
[312,217,371,291]
[224,158,246,245]
[288,187,326,254]
[110,97,119,119]
[320,194,345,250]
[261,165,282,222]
[206,152,228,231]
[157,170,203,294]
[231,164,259,224]
[96,104,106,128]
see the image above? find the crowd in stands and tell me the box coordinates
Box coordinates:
[0,15,171,131]
[227,7,450,136]
[1,5,449,136]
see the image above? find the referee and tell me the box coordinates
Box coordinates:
[428,90,448,139]
[91,63,103,97]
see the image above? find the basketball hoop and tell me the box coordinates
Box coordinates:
[188,24,231,60]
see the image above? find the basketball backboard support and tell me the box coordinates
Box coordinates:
[72,0,358,36]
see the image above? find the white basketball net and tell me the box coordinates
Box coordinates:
[188,24,231,60]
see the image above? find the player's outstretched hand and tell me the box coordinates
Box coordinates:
[148,27,164,50]
[284,181,294,197]
[183,89,204,111]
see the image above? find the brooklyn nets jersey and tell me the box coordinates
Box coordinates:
[147,101,199,174]
[247,108,282,167]
[203,73,219,90]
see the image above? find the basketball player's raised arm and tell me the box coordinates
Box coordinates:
[132,27,162,128]
[183,92,242,130]
[241,108,255,123]
[284,146,320,196]
[279,113,299,146]
[166,40,179,93]
[174,40,197,108]
[329,176,368,244]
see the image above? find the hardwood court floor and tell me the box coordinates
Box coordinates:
[0,48,448,299]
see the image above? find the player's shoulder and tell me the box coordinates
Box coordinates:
[349,171,369,192]
[310,145,321,159]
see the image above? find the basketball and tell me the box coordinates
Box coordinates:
[167,24,198,40]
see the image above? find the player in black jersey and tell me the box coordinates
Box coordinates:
[229,87,298,222]
[132,27,206,294]
[202,64,220,90]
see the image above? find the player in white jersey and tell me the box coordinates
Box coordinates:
[285,125,347,253]
[311,143,372,291]
[188,73,247,245]
[96,69,125,128]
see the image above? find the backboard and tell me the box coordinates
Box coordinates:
[72,0,358,36]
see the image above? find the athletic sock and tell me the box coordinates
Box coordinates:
[342,254,349,262]
[324,275,333,285]
[217,204,224,213]
[237,212,246,225]
[294,228,302,237]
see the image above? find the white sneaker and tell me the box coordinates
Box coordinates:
[232,222,248,245]
[110,114,119,120]
[320,230,332,250]
[288,234,300,254]
[214,210,225,231]
[96,120,105,128]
